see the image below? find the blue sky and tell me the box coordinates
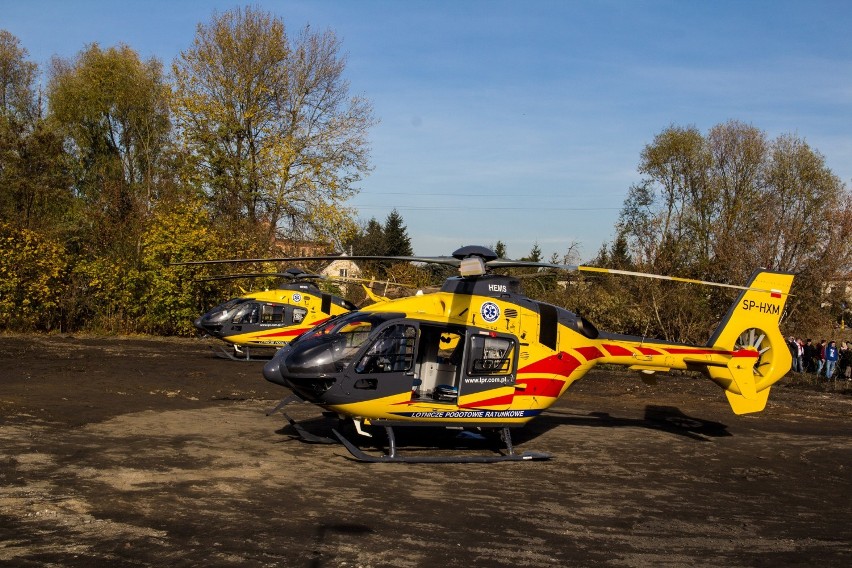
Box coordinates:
[4,0,851,260]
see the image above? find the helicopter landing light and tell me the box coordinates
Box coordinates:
[459,257,487,277]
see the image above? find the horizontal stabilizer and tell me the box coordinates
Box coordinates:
[725,388,770,415]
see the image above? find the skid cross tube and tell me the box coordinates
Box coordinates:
[332,426,551,463]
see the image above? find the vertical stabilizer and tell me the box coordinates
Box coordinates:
[706,270,795,414]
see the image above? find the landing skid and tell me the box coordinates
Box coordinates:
[333,426,551,463]
[210,344,275,361]
[266,394,338,444]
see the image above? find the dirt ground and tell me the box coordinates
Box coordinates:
[1,334,851,568]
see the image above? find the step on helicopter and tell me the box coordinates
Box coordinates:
[190,267,395,360]
[185,246,795,462]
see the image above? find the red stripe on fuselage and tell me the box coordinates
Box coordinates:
[575,346,605,361]
[731,350,759,358]
[603,344,633,357]
[251,328,308,339]
[637,346,663,356]
[514,378,565,397]
[518,352,581,378]
[663,347,724,355]
[460,393,515,408]
[249,317,331,339]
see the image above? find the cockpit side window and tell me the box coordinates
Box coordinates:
[261,304,284,324]
[356,324,417,374]
[231,302,260,324]
[291,307,307,324]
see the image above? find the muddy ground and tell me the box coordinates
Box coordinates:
[1,334,850,567]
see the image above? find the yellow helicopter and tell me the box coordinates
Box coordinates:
[191,246,795,462]
[192,268,357,360]
[188,266,414,360]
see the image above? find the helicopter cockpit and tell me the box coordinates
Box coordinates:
[265,312,404,378]
[264,310,519,408]
[194,298,309,337]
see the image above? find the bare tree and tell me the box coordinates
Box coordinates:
[618,121,852,340]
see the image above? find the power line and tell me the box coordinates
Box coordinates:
[356,191,588,197]
[353,205,621,211]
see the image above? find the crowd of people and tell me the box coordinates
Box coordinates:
[787,336,852,379]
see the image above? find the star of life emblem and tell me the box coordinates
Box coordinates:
[481,301,500,323]
[292,293,302,303]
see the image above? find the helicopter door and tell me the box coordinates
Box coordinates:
[412,326,465,402]
[456,333,518,410]
[352,324,418,397]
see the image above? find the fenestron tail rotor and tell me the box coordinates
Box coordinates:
[735,328,772,379]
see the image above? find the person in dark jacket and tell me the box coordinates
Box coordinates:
[816,339,827,376]
[787,336,800,372]
[803,339,816,373]
[839,341,852,380]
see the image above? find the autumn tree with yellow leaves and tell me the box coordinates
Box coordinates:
[171,6,373,253]
[2,19,850,341]
[1,12,378,334]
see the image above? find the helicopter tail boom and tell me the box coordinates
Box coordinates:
[704,269,795,414]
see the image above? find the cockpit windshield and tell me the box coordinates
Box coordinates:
[299,312,402,343]
[282,311,405,375]
[230,301,260,324]
[202,298,243,323]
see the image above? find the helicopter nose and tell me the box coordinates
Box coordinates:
[194,316,204,330]
[263,357,287,387]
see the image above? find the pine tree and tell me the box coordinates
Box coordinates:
[524,243,542,262]
[383,209,413,256]
[353,218,385,256]
[493,240,507,258]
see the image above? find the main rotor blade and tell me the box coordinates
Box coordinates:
[486,259,580,271]
[194,272,323,282]
[171,255,461,268]
[576,266,789,295]
[329,275,420,289]
[173,251,790,297]
[488,259,790,296]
